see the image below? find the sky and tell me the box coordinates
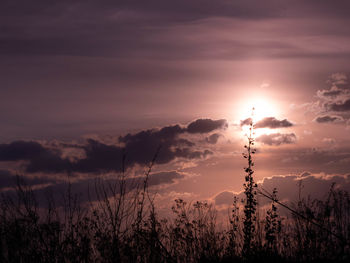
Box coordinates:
[1,0,350,211]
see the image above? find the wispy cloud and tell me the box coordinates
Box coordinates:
[257,133,297,146]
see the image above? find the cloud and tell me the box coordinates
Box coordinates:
[214,172,350,208]
[2,170,186,207]
[255,117,293,129]
[313,73,350,117]
[308,73,350,124]
[0,169,58,190]
[173,148,213,159]
[240,118,253,126]
[0,141,50,161]
[261,146,350,175]
[257,133,297,146]
[328,98,350,112]
[322,138,336,144]
[206,133,221,144]
[148,171,185,186]
[2,2,350,142]
[0,140,72,173]
[0,170,60,190]
[214,191,236,206]
[258,173,350,206]
[317,86,343,98]
[328,72,348,85]
[0,119,224,174]
[314,115,344,123]
[116,118,225,169]
[0,170,16,189]
[72,139,124,173]
[186,119,227,134]
[241,117,293,129]
[0,1,287,58]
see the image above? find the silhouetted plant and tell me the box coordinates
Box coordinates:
[264,188,281,254]
[242,114,258,259]
[226,196,241,259]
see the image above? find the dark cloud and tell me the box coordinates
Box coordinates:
[0,1,287,58]
[241,117,293,129]
[240,118,253,126]
[27,154,72,173]
[0,170,15,189]
[255,117,293,129]
[0,140,72,173]
[72,139,124,173]
[317,87,343,98]
[148,171,185,186]
[314,115,344,123]
[314,73,350,116]
[2,170,185,207]
[323,90,343,97]
[186,119,227,134]
[1,0,349,60]
[257,133,297,146]
[0,141,49,161]
[0,119,223,173]
[177,138,195,147]
[206,133,221,144]
[328,99,350,112]
[117,119,223,169]
[0,169,59,190]
[173,148,213,159]
[118,124,185,167]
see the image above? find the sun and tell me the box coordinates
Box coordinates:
[233,96,280,138]
[236,96,280,123]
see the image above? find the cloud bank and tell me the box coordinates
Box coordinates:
[0,118,227,174]
[314,73,350,122]
[214,172,350,208]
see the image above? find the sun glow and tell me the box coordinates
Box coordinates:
[234,96,281,138]
[237,97,280,123]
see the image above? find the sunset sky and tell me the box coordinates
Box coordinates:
[1,0,350,209]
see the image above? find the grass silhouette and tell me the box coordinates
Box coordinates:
[0,134,349,262]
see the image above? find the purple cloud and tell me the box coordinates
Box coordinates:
[328,99,350,112]
[240,118,253,126]
[186,119,228,134]
[206,133,221,144]
[314,115,344,123]
[0,119,224,173]
[257,133,297,146]
[255,117,293,129]
[214,172,350,208]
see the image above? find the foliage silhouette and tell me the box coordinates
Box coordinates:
[241,113,258,259]
[0,137,350,262]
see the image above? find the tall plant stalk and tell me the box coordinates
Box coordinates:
[242,112,257,258]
